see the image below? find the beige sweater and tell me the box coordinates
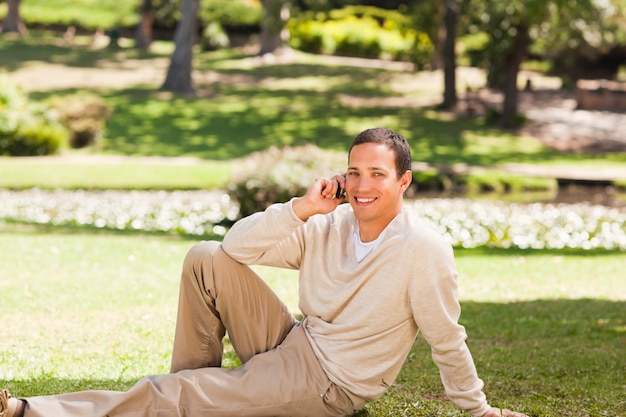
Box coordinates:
[222,200,490,416]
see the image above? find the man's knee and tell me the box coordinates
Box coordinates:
[187,240,221,259]
[182,240,222,273]
[181,240,250,297]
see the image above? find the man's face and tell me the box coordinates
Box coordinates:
[346,142,411,237]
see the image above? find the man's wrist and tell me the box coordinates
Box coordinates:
[291,197,315,222]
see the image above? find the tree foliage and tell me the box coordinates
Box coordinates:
[461,0,625,126]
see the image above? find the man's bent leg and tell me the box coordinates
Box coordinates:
[170,241,297,372]
[24,326,363,417]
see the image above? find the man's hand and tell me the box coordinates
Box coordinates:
[482,407,529,417]
[292,175,345,221]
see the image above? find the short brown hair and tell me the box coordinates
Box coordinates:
[349,127,412,179]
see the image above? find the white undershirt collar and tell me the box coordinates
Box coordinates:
[353,223,385,262]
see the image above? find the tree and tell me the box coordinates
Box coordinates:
[440,0,460,109]
[467,0,606,127]
[161,0,198,93]
[135,0,154,49]
[258,0,291,55]
[1,0,26,33]
[535,0,626,82]
[465,1,546,127]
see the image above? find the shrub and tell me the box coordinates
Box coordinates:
[0,77,69,156]
[148,0,262,31]
[48,93,112,148]
[199,0,262,28]
[201,21,231,51]
[228,144,347,218]
[289,6,434,68]
[464,171,555,194]
[330,15,382,59]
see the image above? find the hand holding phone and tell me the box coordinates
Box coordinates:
[293,176,345,221]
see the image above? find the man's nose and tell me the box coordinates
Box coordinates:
[353,177,372,191]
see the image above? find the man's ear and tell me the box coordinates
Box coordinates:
[400,170,412,191]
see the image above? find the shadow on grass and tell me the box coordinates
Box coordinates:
[34,84,565,165]
[0,34,168,71]
[365,298,626,417]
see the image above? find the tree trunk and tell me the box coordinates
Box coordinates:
[161,0,198,93]
[258,0,291,55]
[499,24,530,128]
[441,0,459,109]
[431,0,446,70]
[135,0,153,49]
[2,0,26,33]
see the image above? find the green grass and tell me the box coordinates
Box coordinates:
[0,30,170,72]
[0,157,231,190]
[1,226,624,416]
[1,0,139,31]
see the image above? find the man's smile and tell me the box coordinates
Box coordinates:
[354,196,376,205]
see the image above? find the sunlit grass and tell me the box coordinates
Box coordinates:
[0,157,231,190]
[17,0,139,30]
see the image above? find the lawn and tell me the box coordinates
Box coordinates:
[0,156,232,190]
[0,227,624,416]
[0,0,140,31]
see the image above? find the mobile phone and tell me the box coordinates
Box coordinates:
[335,184,346,199]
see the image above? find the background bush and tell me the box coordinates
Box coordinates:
[10,0,138,30]
[199,0,262,30]
[0,77,68,156]
[144,0,262,35]
[289,6,434,67]
[48,93,113,148]
[201,21,231,51]
[228,144,347,218]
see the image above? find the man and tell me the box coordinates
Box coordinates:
[1,127,527,417]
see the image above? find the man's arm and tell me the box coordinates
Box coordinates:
[408,233,529,417]
[221,176,344,267]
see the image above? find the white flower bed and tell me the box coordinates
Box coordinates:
[1,189,625,250]
[408,199,626,250]
[0,189,239,237]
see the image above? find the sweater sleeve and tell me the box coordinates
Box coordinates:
[409,234,491,417]
[221,199,306,269]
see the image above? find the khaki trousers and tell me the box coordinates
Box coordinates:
[24,241,364,417]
